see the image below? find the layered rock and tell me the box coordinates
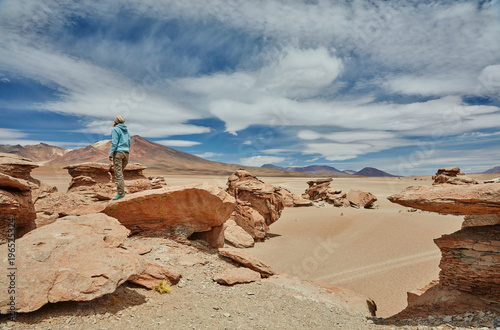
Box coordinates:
[387,183,500,215]
[226,170,285,239]
[223,220,255,248]
[388,172,500,317]
[275,186,313,207]
[213,268,261,285]
[219,247,275,275]
[0,154,40,240]
[432,166,478,185]
[302,178,351,207]
[102,182,235,247]
[64,162,150,195]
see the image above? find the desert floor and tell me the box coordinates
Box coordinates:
[32,167,469,318]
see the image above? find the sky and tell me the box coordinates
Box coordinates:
[1,0,500,176]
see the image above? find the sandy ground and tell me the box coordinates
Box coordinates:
[31,168,465,318]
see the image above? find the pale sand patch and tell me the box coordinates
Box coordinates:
[32,169,463,318]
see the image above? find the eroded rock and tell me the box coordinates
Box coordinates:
[346,189,377,208]
[218,247,275,275]
[213,268,261,285]
[224,220,255,248]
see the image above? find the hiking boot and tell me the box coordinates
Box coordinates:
[113,193,125,200]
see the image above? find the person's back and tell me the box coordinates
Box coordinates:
[109,115,131,199]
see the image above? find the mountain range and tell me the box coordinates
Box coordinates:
[261,164,396,177]
[1,136,396,176]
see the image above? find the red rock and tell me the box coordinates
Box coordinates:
[276,186,313,207]
[462,214,500,228]
[218,247,275,275]
[432,166,478,185]
[128,258,181,289]
[190,224,225,248]
[434,225,500,300]
[213,267,261,285]
[346,189,377,208]
[224,220,255,248]
[0,152,39,184]
[121,240,153,255]
[102,183,235,246]
[387,183,500,215]
[302,178,353,207]
[0,213,143,314]
[226,170,285,239]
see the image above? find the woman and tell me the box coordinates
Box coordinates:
[109,115,131,200]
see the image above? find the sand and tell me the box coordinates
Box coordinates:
[31,168,464,318]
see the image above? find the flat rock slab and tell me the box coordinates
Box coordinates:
[218,247,275,275]
[213,268,260,285]
[387,183,500,215]
[102,182,236,233]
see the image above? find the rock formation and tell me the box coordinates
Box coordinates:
[387,183,500,215]
[388,168,500,317]
[275,186,313,207]
[226,170,285,240]
[302,178,377,208]
[64,162,150,195]
[223,219,255,248]
[218,247,275,275]
[432,166,478,185]
[0,153,40,241]
[213,268,261,285]
[102,182,235,247]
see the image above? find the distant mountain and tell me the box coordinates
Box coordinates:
[262,164,348,175]
[354,167,397,177]
[482,166,500,174]
[0,143,68,163]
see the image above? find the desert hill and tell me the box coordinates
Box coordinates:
[354,167,397,177]
[482,165,500,174]
[0,142,68,163]
[262,164,348,175]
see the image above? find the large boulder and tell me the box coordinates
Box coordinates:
[346,189,377,208]
[102,182,235,246]
[223,220,255,248]
[0,214,143,314]
[0,153,39,185]
[462,214,500,228]
[64,162,150,195]
[275,186,313,207]
[387,183,500,215]
[226,170,285,239]
[302,178,350,207]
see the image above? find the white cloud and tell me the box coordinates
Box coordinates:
[0,128,27,140]
[239,155,285,167]
[0,78,9,83]
[155,140,201,147]
[194,152,221,158]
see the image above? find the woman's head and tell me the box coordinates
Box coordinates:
[113,115,125,126]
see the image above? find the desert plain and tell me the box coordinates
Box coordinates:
[30,166,495,318]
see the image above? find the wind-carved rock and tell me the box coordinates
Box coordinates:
[302,178,377,208]
[388,167,500,317]
[64,162,150,196]
[432,166,478,185]
[226,170,285,240]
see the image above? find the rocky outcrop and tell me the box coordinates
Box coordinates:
[226,170,285,240]
[218,247,275,275]
[102,182,235,247]
[387,183,500,215]
[224,219,255,248]
[0,214,142,313]
[0,154,40,241]
[432,166,478,185]
[388,170,500,317]
[346,189,377,208]
[128,258,181,289]
[302,178,350,207]
[434,225,500,300]
[64,162,150,195]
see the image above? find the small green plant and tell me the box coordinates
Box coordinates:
[153,280,172,294]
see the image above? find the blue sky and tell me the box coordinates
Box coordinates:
[1,0,500,175]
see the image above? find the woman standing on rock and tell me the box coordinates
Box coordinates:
[109,115,131,200]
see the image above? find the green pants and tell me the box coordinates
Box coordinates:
[113,151,129,195]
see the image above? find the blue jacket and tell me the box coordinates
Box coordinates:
[109,124,131,157]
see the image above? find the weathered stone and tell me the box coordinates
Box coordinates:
[302,178,356,207]
[128,258,181,289]
[434,225,500,300]
[346,189,377,208]
[121,240,153,255]
[226,170,285,239]
[102,183,235,246]
[175,255,209,267]
[432,166,478,185]
[0,173,33,191]
[219,247,275,275]
[0,152,39,184]
[275,186,313,207]
[224,220,255,248]
[213,268,260,285]
[387,183,500,215]
[0,214,143,314]
[462,214,500,228]
[190,224,225,248]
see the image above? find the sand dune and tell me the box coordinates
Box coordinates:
[31,169,464,317]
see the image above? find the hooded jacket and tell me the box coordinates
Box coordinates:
[109,123,131,157]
